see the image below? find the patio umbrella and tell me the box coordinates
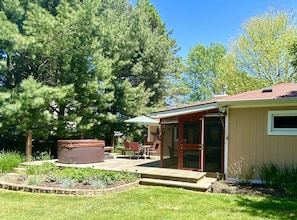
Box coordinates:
[124,115,159,125]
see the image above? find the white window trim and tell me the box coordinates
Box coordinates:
[268,110,297,135]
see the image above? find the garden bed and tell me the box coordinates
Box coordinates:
[209,180,295,198]
[0,179,139,196]
[0,161,140,195]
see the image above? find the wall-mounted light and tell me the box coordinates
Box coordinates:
[219,106,227,114]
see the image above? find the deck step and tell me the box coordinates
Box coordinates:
[139,177,216,191]
[140,168,206,183]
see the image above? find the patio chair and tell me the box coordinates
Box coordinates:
[149,142,159,159]
[129,142,142,159]
[121,141,131,155]
[145,141,154,146]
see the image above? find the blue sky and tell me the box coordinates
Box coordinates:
[131,0,297,59]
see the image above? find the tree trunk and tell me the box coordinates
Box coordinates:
[26,130,32,162]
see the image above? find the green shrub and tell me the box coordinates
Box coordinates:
[54,167,139,186]
[31,151,52,161]
[283,166,297,195]
[55,167,94,183]
[259,163,282,189]
[91,180,106,189]
[27,176,42,186]
[26,162,58,175]
[260,163,297,196]
[0,150,24,173]
[23,165,139,188]
[59,178,75,188]
[120,170,140,183]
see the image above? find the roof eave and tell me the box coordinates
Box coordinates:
[150,97,297,120]
[150,102,218,119]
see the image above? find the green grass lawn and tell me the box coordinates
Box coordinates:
[0,186,296,220]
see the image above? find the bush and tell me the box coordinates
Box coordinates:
[59,178,75,188]
[0,150,24,173]
[259,163,282,189]
[31,151,52,161]
[55,167,95,183]
[26,162,58,175]
[91,180,106,189]
[22,163,140,189]
[283,166,297,195]
[120,170,140,183]
[260,163,297,196]
[27,176,42,186]
[54,167,139,186]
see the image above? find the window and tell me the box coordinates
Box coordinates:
[268,110,297,135]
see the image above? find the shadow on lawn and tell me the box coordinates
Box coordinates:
[236,196,297,219]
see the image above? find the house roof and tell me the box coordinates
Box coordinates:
[150,83,297,119]
[218,82,297,101]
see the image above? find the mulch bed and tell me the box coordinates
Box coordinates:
[209,180,295,198]
[1,174,296,198]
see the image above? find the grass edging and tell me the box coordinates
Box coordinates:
[0,180,139,196]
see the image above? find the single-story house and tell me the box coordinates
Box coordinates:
[150,83,297,182]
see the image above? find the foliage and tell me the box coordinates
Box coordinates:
[230,9,297,85]
[0,0,180,145]
[54,167,139,185]
[136,0,166,35]
[259,163,282,189]
[26,176,42,186]
[31,151,52,161]
[55,167,96,183]
[25,162,58,175]
[90,179,106,189]
[1,187,297,219]
[228,157,256,185]
[214,53,267,95]
[24,164,139,189]
[0,76,71,139]
[260,163,297,196]
[58,178,75,188]
[183,42,226,101]
[0,150,24,173]
[283,166,297,196]
[120,170,141,183]
[179,8,297,104]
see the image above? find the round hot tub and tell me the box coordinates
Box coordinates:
[57,139,105,164]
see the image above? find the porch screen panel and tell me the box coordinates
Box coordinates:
[183,121,200,144]
[182,121,201,169]
[183,150,200,169]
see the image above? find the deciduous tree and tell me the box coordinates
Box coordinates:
[231,9,297,84]
[184,43,226,102]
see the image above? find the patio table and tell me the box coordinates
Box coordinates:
[141,145,152,159]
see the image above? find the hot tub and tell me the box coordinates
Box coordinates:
[57,139,105,164]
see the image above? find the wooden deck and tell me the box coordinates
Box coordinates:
[21,158,216,191]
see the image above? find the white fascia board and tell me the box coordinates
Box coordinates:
[217,98,297,108]
[150,103,217,119]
